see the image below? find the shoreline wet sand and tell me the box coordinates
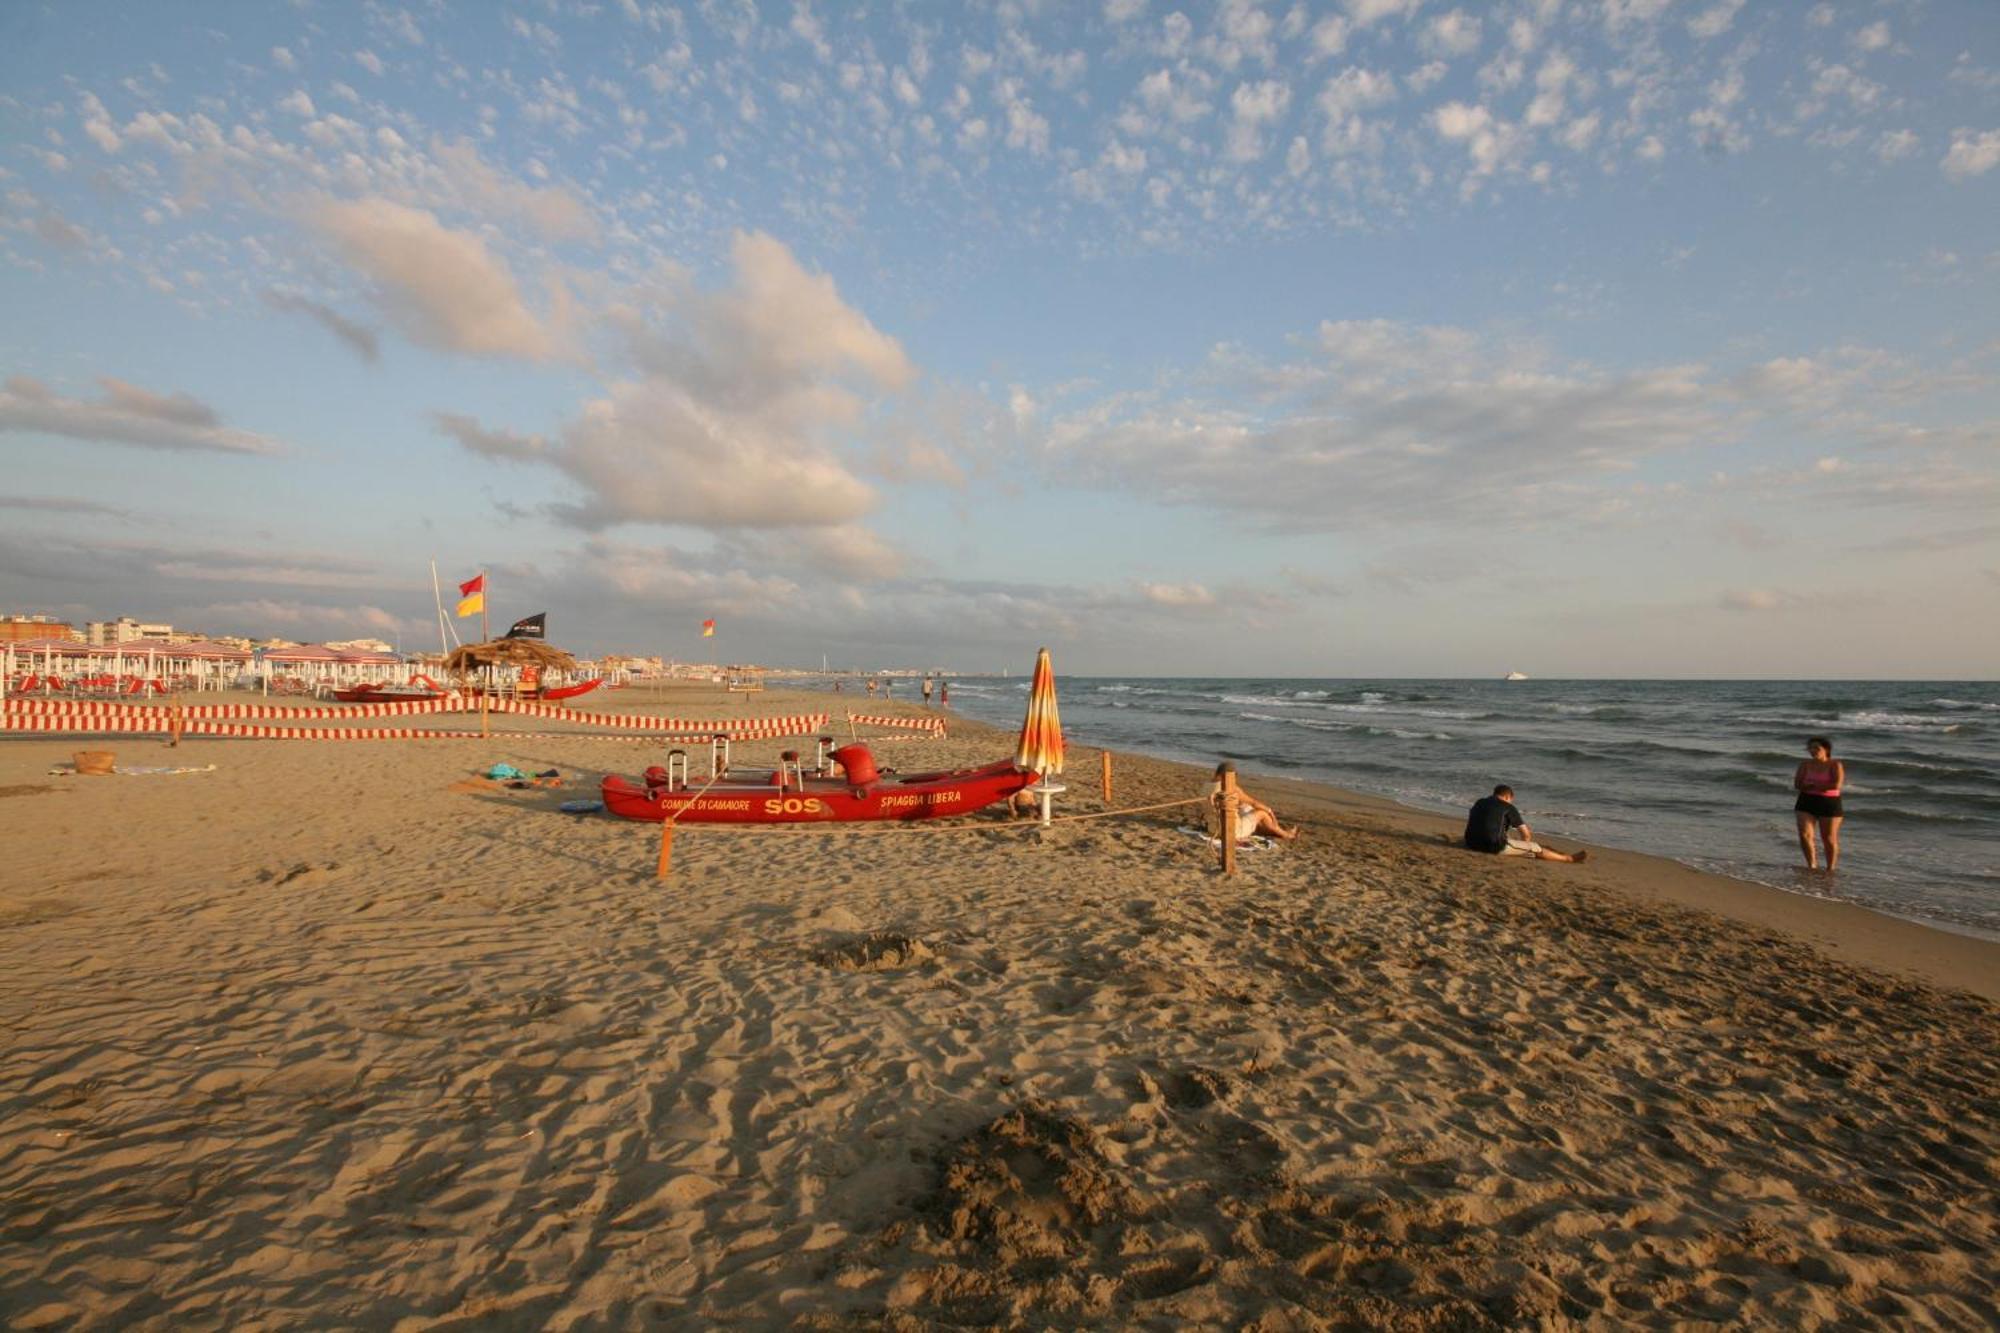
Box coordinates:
[2,684,1995,1327]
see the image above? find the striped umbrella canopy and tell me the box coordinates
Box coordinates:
[1013,646,1064,777]
[261,644,343,663]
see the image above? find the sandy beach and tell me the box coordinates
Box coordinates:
[2,684,1996,1329]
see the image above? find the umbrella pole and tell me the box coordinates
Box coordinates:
[1101,751,1112,804]
[481,666,490,738]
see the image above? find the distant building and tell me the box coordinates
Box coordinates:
[325,638,396,654]
[1,614,80,643]
[85,617,177,647]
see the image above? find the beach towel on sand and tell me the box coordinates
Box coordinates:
[1177,825,1276,851]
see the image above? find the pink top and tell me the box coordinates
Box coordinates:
[1799,760,1842,798]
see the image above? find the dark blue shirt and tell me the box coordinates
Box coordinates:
[1464,795,1523,853]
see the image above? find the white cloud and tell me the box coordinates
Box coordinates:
[1433,101,1492,141]
[1343,0,1420,27]
[78,92,121,152]
[426,138,597,242]
[1420,11,1483,59]
[1687,0,1744,41]
[1037,321,1737,533]
[1942,129,2000,181]
[261,290,381,363]
[1140,581,1216,607]
[0,376,281,454]
[1850,21,1891,54]
[309,197,559,360]
[443,231,912,532]
[1719,588,1783,612]
[278,90,316,118]
[1525,51,1578,128]
[1309,15,1349,57]
[272,46,297,71]
[1105,0,1146,23]
[1318,66,1396,155]
[1875,129,1917,163]
[1225,79,1292,161]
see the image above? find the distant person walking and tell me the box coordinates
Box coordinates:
[1793,736,1845,871]
[940,681,950,708]
[1463,785,1587,863]
[866,678,877,698]
[922,675,934,706]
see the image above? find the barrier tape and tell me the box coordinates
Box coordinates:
[4,695,460,721]
[846,712,946,735]
[3,713,828,742]
[3,697,827,739]
[485,698,829,735]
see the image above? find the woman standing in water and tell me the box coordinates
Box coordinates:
[1793,736,1845,871]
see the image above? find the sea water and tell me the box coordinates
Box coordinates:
[902,678,1999,939]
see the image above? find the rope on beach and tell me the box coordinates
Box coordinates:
[655,795,1207,837]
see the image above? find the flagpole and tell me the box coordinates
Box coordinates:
[431,560,449,656]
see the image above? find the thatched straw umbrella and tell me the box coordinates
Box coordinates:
[443,638,580,735]
[443,638,579,678]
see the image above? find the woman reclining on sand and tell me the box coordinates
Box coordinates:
[1210,762,1298,842]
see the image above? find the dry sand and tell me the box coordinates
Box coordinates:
[2,685,1996,1329]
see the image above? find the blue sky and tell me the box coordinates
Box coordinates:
[2,0,1995,676]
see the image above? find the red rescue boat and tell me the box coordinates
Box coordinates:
[600,743,1034,824]
[331,679,446,703]
[537,678,604,702]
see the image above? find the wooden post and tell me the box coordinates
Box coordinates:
[656,820,675,879]
[1100,751,1112,804]
[1216,768,1238,876]
[480,673,490,738]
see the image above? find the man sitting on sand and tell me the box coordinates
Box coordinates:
[1464,785,1587,863]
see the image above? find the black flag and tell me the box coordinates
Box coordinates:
[504,612,547,640]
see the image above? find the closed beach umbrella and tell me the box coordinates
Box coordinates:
[1014,646,1064,777]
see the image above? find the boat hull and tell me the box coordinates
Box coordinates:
[333,684,444,703]
[600,758,1033,824]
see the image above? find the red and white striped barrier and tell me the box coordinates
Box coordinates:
[4,695,461,721]
[3,705,829,742]
[488,699,830,736]
[846,712,947,736]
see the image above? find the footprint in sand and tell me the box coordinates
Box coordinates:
[256,862,347,888]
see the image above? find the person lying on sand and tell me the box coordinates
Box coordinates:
[1210,762,1299,842]
[1464,784,1587,863]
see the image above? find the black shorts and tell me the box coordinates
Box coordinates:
[1795,793,1843,819]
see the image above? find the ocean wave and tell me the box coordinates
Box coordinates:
[1238,710,1356,732]
[1237,711,1449,742]
[1839,710,1967,731]
[1931,697,2000,712]
[1858,806,1988,826]
[1736,711,1964,733]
